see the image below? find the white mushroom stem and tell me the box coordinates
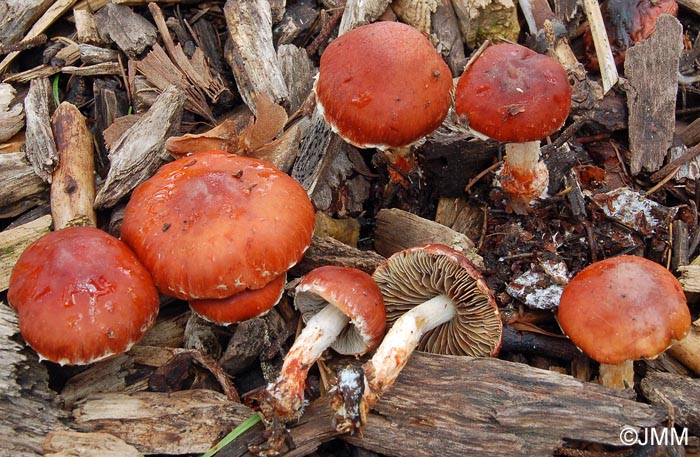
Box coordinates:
[365,294,456,403]
[263,304,350,422]
[501,141,549,215]
[598,360,635,389]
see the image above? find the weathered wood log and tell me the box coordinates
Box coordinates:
[0,302,67,457]
[640,371,700,435]
[374,208,483,268]
[94,2,157,58]
[0,83,25,142]
[221,353,664,456]
[71,389,254,455]
[50,102,96,229]
[224,0,289,112]
[0,214,52,291]
[94,85,185,208]
[24,78,57,183]
[0,151,49,218]
[290,235,386,276]
[625,15,682,176]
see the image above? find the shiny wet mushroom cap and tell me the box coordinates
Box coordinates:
[373,244,502,357]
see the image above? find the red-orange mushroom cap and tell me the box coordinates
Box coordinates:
[315,21,453,150]
[295,266,386,354]
[558,255,690,365]
[455,43,572,144]
[189,275,286,325]
[8,227,160,365]
[121,151,315,301]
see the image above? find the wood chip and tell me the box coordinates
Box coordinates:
[0,83,24,142]
[94,85,185,208]
[0,151,49,218]
[0,214,52,291]
[392,0,440,34]
[339,0,391,34]
[23,77,57,183]
[625,15,683,175]
[94,3,156,58]
[43,430,143,457]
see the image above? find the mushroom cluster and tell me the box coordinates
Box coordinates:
[120,150,316,324]
[334,244,503,432]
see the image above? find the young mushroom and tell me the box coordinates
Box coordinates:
[8,227,160,365]
[557,255,690,389]
[314,21,453,184]
[334,244,502,432]
[455,43,572,214]
[120,151,315,321]
[260,266,385,424]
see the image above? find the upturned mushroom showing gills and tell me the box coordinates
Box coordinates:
[260,266,385,424]
[455,43,571,215]
[8,227,160,365]
[558,255,690,389]
[334,244,502,432]
[120,151,315,324]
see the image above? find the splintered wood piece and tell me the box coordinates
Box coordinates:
[0,83,24,142]
[291,106,333,193]
[431,0,467,75]
[43,430,143,457]
[0,0,77,74]
[392,0,440,34]
[94,86,185,208]
[224,0,289,113]
[678,264,700,293]
[374,208,483,268]
[78,43,120,64]
[339,0,391,34]
[248,116,307,173]
[640,371,700,435]
[74,8,103,45]
[50,102,97,229]
[0,302,68,455]
[225,353,664,456]
[290,235,386,276]
[72,389,254,455]
[581,0,618,93]
[0,214,52,291]
[451,0,521,48]
[435,197,485,241]
[3,42,81,84]
[0,151,49,218]
[277,44,316,115]
[94,3,157,58]
[147,3,225,103]
[24,77,57,183]
[625,15,683,176]
[135,43,215,122]
[0,0,52,48]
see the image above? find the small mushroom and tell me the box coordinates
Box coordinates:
[260,266,385,424]
[334,244,502,432]
[558,255,690,389]
[8,227,160,365]
[120,151,315,318]
[314,21,453,184]
[455,43,571,214]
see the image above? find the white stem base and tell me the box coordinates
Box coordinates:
[367,294,456,399]
[263,304,350,422]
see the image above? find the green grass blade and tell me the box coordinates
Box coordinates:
[52,74,60,106]
[201,413,262,457]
